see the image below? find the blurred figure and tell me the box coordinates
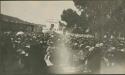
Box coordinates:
[86,43,103,74]
[0,32,16,74]
[29,41,47,75]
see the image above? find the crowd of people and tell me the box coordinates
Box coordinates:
[0,30,125,74]
[0,31,60,75]
[66,33,125,73]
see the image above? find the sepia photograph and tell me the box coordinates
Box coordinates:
[0,0,125,75]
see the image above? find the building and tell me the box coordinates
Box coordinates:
[0,14,41,32]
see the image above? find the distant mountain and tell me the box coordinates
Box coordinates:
[0,14,35,25]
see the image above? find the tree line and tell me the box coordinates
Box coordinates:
[60,0,125,39]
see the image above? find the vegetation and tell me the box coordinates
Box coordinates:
[61,0,125,38]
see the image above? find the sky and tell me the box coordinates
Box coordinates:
[1,1,78,26]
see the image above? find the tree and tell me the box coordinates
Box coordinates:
[73,0,125,38]
[61,9,79,28]
[61,8,88,33]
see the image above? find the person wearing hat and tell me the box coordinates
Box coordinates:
[85,43,103,74]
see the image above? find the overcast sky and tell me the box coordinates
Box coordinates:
[1,1,77,25]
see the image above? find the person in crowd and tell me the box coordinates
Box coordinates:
[83,43,103,74]
[28,40,46,75]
